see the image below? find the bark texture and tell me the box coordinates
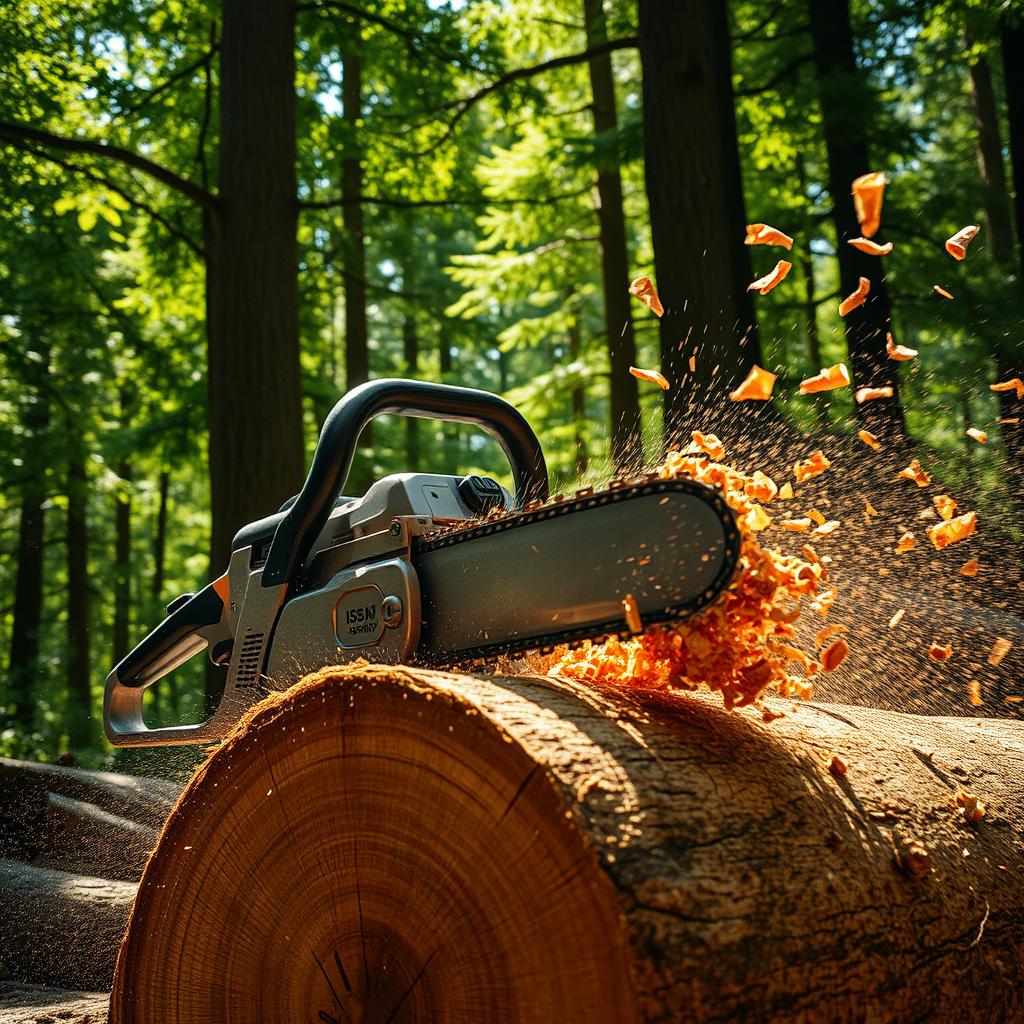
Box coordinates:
[808,0,905,440]
[206,0,305,567]
[111,665,1024,1024]
[66,445,92,750]
[584,0,641,471]
[638,0,761,439]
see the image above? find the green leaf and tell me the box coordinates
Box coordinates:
[77,207,98,232]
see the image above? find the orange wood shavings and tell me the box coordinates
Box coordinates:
[897,459,931,487]
[858,429,882,451]
[553,444,843,711]
[968,680,983,706]
[933,495,957,521]
[864,497,879,518]
[781,518,812,531]
[855,386,894,403]
[779,482,795,500]
[800,363,850,395]
[959,559,980,576]
[840,276,871,317]
[807,509,826,526]
[689,430,725,460]
[895,532,916,553]
[814,623,846,647]
[748,260,792,294]
[945,225,979,261]
[886,333,917,361]
[848,237,892,256]
[955,791,986,822]
[821,637,849,671]
[629,366,670,390]
[813,520,840,537]
[745,223,794,250]
[852,171,887,237]
[828,752,849,777]
[929,642,953,661]
[988,637,1012,667]
[933,284,954,300]
[745,505,772,532]
[628,276,664,317]
[966,427,988,444]
[927,511,977,550]
[990,377,1024,400]
[1001,417,1020,424]
[793,450,832,482]
[623,595,642,634]
[730,364,777,401]
[889,609,905,628]
[745,471,778,503]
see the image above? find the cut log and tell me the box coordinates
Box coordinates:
[111,665,1024,1023]
[0,859,136,991]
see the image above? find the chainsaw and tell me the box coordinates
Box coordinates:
[104,379,741,746]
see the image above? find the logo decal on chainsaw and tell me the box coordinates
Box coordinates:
[335,585,384,647]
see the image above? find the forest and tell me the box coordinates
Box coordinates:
[1,0,1022,765]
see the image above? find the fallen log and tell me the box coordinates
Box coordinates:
[0,859,136,991]
[111,665,1024,1023]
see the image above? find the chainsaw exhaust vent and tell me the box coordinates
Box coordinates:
[236,631,266,685]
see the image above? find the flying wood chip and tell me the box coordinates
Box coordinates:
[629,366,670,390]
[622,595,642,634]
[839,276,871,317]
[886,333,917,361]
[729,364,777,401]
[747,259,792,294]
[781,517,813,531]
[851,171,887,238]
[895,531,917,553]
[945,224,980,261]
[628,276,664,317]
[745,505,772,532]
[848,237,893,256]
[745,470,778,503]
[793,450,832,482]
[855,386,894,403]
[897,458,931,488]
[813,520,841,537]
[858,429,882,451]
[779,482,795,500]
[990,377,1024,400]
[1001,417,1020,424]
[889,609,905,628]
[929,642,953,662]
[989,637,1012,667]
[933,495,957,521]
[966,427,988,444]
[959,559,980,576]
[821,637,849,672]
[933,285,954,300]
[745,223,794,250]
[799,363,850,395]
[689,430,726,461]
[864,497,879,518]
[927,510,977,550]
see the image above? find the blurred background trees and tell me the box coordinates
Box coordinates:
[1,0,1022,760]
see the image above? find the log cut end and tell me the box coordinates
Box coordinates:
[111,665,638,1024]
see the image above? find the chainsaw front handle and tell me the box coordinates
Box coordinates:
[261,378,549,587]
[104,578,236,745]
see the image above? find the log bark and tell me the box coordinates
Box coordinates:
[0,860,136,991]
[111,665,1024,1023]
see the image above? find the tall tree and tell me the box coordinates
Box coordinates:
[807,0,905,441]
[583,0,641,470]
[1000,16,1024,268]
[207,0,305,560]
[637,0,761,439]
[65,442,91,750]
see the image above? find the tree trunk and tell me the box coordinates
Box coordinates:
[342,23,368,394]
[568,311,589,477]
[1001,16,1024,262]
[206,0,305,569]
[150,466,172,715]
[795,155,828,428]
[402,311,420,470]
[583,0,642,471]
[637,0,761,441]
[7,344,50,736]
[65,446,91,751]
[807,0,906,441]
[113,457,132,665]
[966,38,1024,507]
[111,665,1024,1023]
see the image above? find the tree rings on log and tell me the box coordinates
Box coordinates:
[111,664,1024,1023]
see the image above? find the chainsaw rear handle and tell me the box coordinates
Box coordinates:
[261,378,549,587]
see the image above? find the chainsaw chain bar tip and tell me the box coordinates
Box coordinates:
[412,474,742,664]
